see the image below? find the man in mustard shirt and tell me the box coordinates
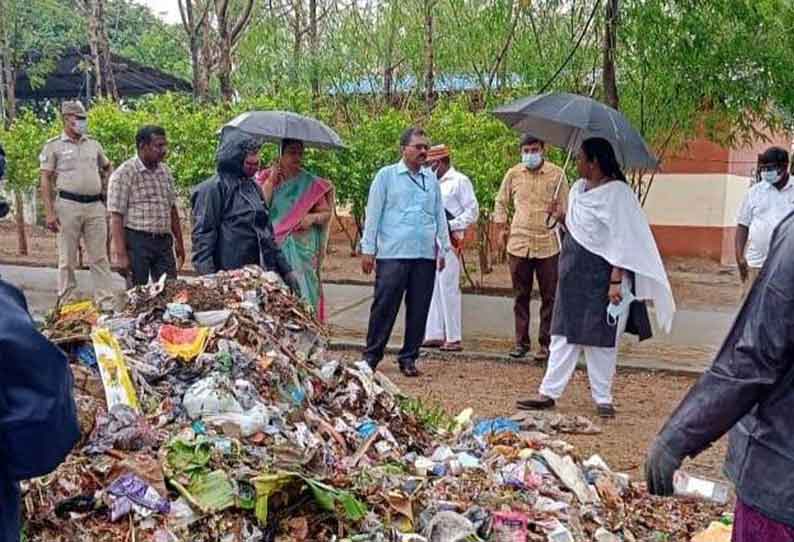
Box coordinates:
[494,135,568,361]
[39,101,114,303]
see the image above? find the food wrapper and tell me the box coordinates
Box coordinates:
[159,325,211,361]
[91,327,140,411]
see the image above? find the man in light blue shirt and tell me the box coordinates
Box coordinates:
[360,127,452,377]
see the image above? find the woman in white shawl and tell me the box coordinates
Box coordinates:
[517,137,675,418]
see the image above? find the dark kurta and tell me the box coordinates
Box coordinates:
[550,233,618,348]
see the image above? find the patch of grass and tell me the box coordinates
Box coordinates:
[398,397,455,433]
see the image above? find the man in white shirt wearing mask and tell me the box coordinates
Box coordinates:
[736,147,794,296]
[423,144,479,351]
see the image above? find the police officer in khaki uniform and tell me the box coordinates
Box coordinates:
[40,101,114,302]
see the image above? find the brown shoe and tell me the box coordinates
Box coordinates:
[422,340,443,348]
[440,341,462,352]
[534,346,550,362]
[516,394,556,410]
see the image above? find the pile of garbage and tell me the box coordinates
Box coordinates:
[28,266,727,542]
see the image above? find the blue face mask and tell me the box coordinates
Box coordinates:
[760,169,781,184]
[606,282,635,327]
[522,152,542,170]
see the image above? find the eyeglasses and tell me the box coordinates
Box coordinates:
[406,144,430,151]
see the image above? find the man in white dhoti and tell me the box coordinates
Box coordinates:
[423,145,479,351]
[516,138,675,418]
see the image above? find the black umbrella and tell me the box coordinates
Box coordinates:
[221,111,345,150]
[492,92,659,170]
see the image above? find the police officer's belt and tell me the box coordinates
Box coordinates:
[58,190,104,204]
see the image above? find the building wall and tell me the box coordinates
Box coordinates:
[644,131,790,264]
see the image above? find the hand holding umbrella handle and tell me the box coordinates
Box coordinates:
[545,176,564,229]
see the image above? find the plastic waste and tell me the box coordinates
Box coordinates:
[456,452,481,469]
[183,375,281,437]
[594,528,622,542]
[547,523,573,542]
[164,303,193,323]
[194,309,232,327]
[75,343,98,368]
[91,328,140,411]
[473,417,520,438]
[540,448,600,504]
[203,403,277,437]
[106,473,170,522]
[159,324,210,361]
[423,511,477,542]
[183,374,244,419]
[492,511,528,542]
[673,471,730,505]
[414,457,434,476]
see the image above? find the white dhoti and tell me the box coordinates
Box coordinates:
[425,252,462,343]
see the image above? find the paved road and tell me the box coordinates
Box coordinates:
[2,264,735,372]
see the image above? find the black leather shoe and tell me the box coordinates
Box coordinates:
[516,395,556,410]
[596,404,616,418]
[509,346,530,359]
[399,359,419,377]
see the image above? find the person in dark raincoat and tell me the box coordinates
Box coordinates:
[190,129,300,293]
[1,277,80,542]
[646,211,794,540]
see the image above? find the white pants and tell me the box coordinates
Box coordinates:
[538,305,628,405]
[425,252,462,342]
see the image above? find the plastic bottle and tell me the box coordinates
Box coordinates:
[673,471,730,505]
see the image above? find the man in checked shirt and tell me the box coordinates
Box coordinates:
[494,134,569,362]
[107,125,186,286]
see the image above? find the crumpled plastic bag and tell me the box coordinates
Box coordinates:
[182,375,281,437]
[159,324,210,361]
[204,403,280,438]
[106,473,170,522]
[86,404,158,454]
[423,511,477,542]
[183,375,243,419]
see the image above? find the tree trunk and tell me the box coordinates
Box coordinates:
[214,0,255,102]
[86,2,105,99]
[291,0,304,84]
[423,0,435,110]
[199,15,213,97]
[0,0,15,125]
[94,0,118,100]
[14,190,27,256]
[602,0,619,110]
[216,2,234,102]
[179,0,210,101]
[309,0,320,103]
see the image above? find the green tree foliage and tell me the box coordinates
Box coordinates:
[0,111,52,193]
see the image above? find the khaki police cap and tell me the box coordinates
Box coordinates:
[61,101,87,118]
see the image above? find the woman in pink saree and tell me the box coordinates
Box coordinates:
[256,139,334,320]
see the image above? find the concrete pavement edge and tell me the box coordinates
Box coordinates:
[327,339,706,377]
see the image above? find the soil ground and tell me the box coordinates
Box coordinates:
[0,220,743,312]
